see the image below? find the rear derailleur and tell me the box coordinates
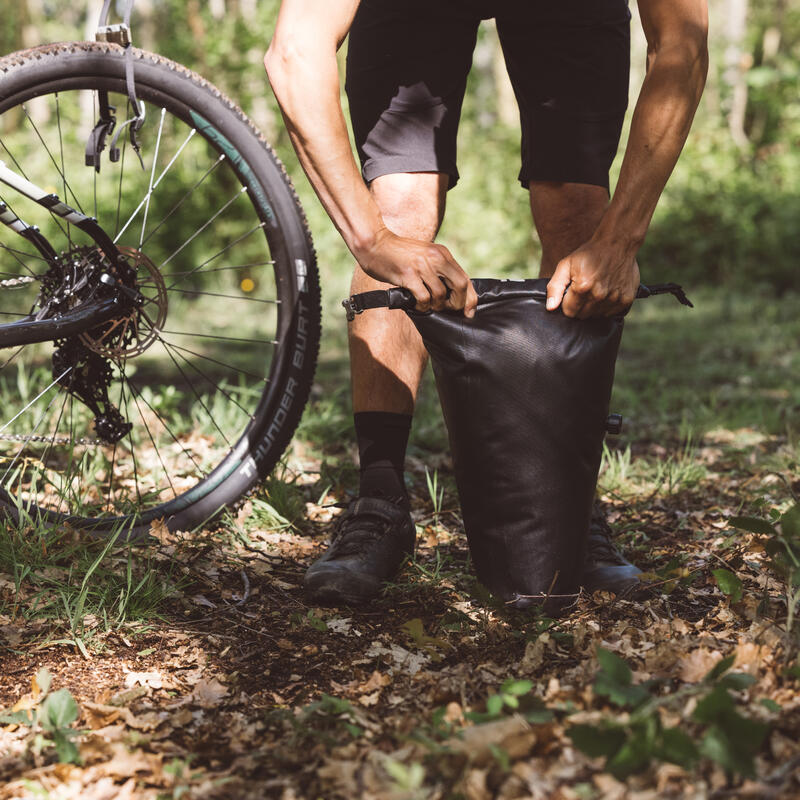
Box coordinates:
[52,341,132,445]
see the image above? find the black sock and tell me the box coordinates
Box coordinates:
[354,411,412,504]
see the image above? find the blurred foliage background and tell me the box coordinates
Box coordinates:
[1,0,798,304]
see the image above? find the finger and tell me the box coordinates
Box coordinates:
[444,272,473,316]
[464,280,478,319]
[424,271,449,310]
[546,261,572,311]
[434,246,470,310]
[578,289,610,319]
[561,284,588,319]
[600,290,627,318]
[406,277,432,312]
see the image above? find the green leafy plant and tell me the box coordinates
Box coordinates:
[568,649,768,779]
[712,568,744,603]
[290,608,328,632]
[270,694,366,747]
[424,467,445,528]
[0,669,82,764]
[401,617,451,661]
[383,758,426,795]
[467,678,553,725]
[729,503,800,656]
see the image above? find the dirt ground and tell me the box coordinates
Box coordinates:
[1,434,799,800]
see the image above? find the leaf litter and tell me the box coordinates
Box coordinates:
[0,436,799,799]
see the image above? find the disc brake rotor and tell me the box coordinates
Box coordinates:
[80,245,168,358]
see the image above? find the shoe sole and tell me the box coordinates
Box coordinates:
[304,566,382,607]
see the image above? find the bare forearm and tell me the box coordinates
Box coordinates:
[264,14,477,315]
[265,46,383,259]
[595,39,708,253]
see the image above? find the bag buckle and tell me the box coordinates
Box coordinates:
[342,296,363,322]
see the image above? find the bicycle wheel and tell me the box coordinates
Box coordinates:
[0,42,321,536]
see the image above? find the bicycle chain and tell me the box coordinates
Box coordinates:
[0,276,37,288]
[0,432,101,446]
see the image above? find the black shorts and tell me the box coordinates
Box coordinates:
[345,0,631,191]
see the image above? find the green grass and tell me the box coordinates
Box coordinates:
[0,512,184,653]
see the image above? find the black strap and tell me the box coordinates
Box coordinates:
[342,281,693,321]
[635,282,693,307]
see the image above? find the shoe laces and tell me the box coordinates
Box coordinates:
[328,504,392,558]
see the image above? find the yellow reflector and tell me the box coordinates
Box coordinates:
[240,278,255,293]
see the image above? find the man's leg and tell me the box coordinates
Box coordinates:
[347,171,448,503]
[529,181,642,595]
[529,181,609,277]
[304,171,447,605]
[349,172,448,415]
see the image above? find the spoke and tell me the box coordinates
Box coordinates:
[154,338,268,383]
[160,187,248,269]
[164,287,279,305]
[139,154,223,248]
[117,359,143,508]
[114,124,198,244]
[154,337,234,446]
[58,393,80,511]
[0,346,25,374]
[24,102,85,216]
[164,222,266,291]
[160,330,278,346]
[105,436,119,513]
[0,245,38,280]
[33,376,71,497]
[0,367,71,437]
[0,199,48,278]
[139,108,166,247]
[126,385,179,500]
[0,243,49,263]
[1,374,67,483]
[157,331,260,419]
[127,379,206,478]
[163,260,275,279]
[115,122,129,238]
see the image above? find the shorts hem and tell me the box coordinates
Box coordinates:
[363,157,460,190]
[520,170,611,192]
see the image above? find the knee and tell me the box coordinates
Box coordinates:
[371,173,448,241]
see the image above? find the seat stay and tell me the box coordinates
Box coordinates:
[0,200,58,262]
[0,159,121,265]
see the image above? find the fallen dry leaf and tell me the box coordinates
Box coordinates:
[678,648,723,683]
[124,671,163,690]
[190,677,229,708]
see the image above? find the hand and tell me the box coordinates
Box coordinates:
[545,239,640,319]
[356,227,478,318]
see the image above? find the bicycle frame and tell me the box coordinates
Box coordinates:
[0,159,128,349]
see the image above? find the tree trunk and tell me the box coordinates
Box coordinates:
[724,0,750,150]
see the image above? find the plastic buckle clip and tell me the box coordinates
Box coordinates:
[342,297,363,322]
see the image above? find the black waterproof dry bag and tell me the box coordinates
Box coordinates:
[344,279,692,610]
